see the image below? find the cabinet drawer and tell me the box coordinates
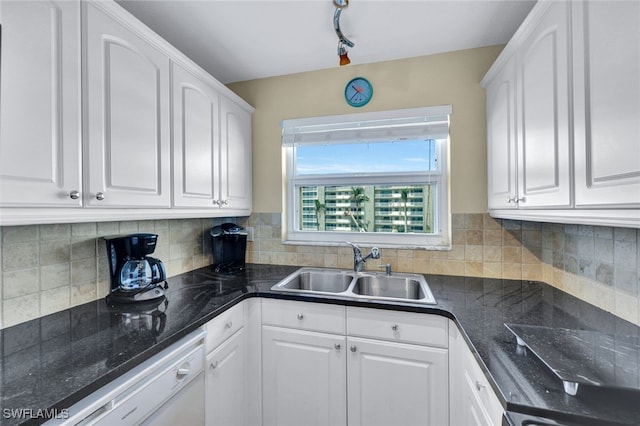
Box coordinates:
[206,302,244,352]
[261,299,345,334]
[347,307,448,348]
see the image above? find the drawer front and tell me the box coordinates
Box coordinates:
[206,302,244,352]
[347,306,448,348]
[262,299,345,334]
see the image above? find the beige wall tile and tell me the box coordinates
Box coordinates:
[3,242,38,271]
[3,268,39,299]
[40,286,70,316]
[3,293,39,328]
[41,263,71,291]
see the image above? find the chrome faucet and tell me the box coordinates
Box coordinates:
[346,242,380,272]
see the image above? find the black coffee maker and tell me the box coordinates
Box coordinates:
[105,233,166,303]
[210,223,247,273]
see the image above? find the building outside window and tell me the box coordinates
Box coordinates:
[282,106,452,249]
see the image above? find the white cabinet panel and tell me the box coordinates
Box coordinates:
[206,329,246,426]
[262,326,347,426]
[83,1,171,208]
[0,0,81,207]
[347,337,449,426]
[486,55,518,210]
[573,1,640,208]
[172,62,219,207]
[219,97,252,211]
[517,0,572,208]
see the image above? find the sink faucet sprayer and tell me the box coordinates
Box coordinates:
[346,242,380,272]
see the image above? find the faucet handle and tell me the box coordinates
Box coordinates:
[346,241,361,253]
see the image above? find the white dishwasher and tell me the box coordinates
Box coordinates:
[48,329,206,426]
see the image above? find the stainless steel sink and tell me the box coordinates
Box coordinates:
[271,268,437,305]
[272,268,355,293]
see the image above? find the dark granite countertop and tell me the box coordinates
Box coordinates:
[1,264,639,425]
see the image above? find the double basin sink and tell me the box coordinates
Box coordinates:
[271,267,437,305]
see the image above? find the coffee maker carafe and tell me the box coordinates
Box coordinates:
[105,233,166,303]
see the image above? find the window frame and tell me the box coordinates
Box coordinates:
[282,106,452,250]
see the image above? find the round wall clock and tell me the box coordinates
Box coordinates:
[344,77,373,107]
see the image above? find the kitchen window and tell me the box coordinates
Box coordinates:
[282,106,451,249]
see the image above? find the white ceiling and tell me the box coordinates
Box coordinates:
[115,0,537,84]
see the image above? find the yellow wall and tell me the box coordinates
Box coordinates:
[227,45,504,214]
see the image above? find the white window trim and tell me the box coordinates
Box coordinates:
[281,106,452,250]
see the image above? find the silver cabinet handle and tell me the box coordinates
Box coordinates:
[210,361,218,370]
[69,190,80,200]
[475,381,486,391]
[96,192,105,201]
[297,313,304,320]
[225,321,233,329]
[391,324,399,332]
[177,366,190,378]
[334,343,341,351]
[350,345,357,352]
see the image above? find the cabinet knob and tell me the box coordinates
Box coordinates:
[350,345,357,352]
[516,197,525,203]
[96,192,105,201]
[210,361,219,370]
[176,365,191,378]
[334,343,341,351]
[69,190,80,200]
[222,199,229,206]
[507,196,516,203]
[297,313,304,320]
[391,324,399,332]
[475,381,486,392]
[225,321,233,329]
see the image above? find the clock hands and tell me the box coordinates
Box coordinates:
[349,84,364,101]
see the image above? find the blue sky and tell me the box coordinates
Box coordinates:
[296,140,437,175]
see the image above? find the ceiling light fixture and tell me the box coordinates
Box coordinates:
[333,0,354,66]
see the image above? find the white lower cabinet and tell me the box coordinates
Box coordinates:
[449,323,503,426]
[347,337,448,426]
[262,326,347,426]
[206,329,246,426]
[261,299,449,426]
[204,302,247,426]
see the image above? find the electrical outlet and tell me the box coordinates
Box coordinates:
[246,226,255,242]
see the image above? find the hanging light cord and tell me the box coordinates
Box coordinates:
[333,8,354,48]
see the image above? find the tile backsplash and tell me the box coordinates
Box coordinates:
[241,213,640,326]
[0,218,233,328]
[1,213,638,328]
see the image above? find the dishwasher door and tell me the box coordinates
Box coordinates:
[140,372,204,425]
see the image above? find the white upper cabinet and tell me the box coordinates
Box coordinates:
[486,55,517,210]
[516,0,572,208]
[572,1,640,209]
[483,0,640,227]
[172,62,220,208]
[0,0,82,207]
[0,0,253,224]
[83,1,171,208]
[218,96,253,212]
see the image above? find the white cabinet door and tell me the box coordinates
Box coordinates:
[218,97,252,211]
[83,1,171,208]
[0,0,82,207]
[172,62,219,208]
[206,329,246,426]
[449,324,503,426]
[486,55,518,210]
[573,1,640,208]
[516,0,572,208]
[347,337,448,426]
[262,326,346,426]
